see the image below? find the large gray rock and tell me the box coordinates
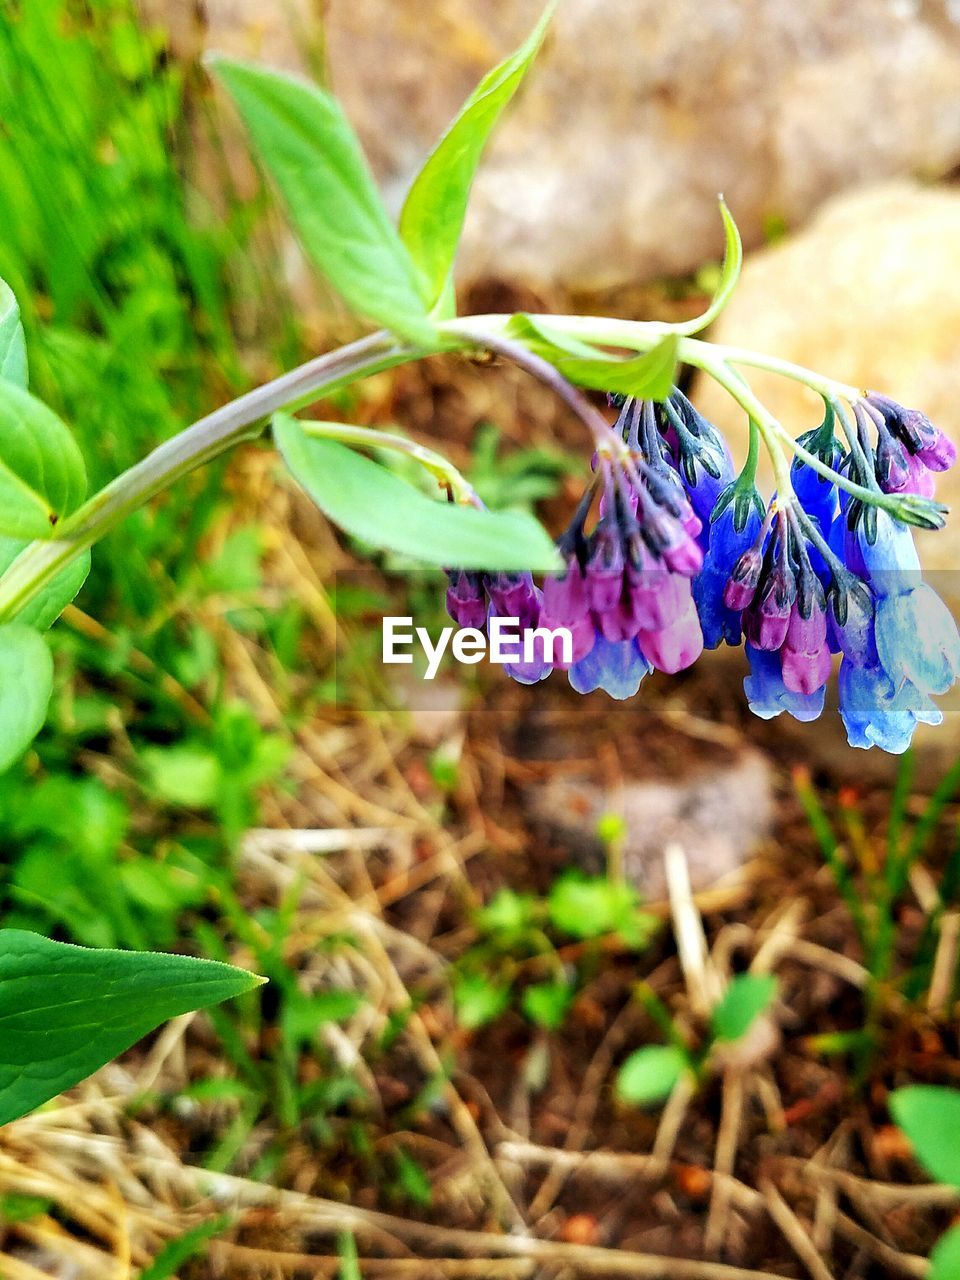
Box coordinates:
[189,0,960,292]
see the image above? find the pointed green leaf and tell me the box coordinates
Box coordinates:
[891,1086,960,1187]
[400,3,556,305]
[0,381,86,538]
[273,413,561,571]
[711,973,777,1043]
[676,199,743,335]
[0,625,53,772]
[0,280,27,389]
[209,56,436,345]
[0,929,263,1127]
[0,538,90,630]
[557,334,680,401]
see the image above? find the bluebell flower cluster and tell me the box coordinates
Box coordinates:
[445,389,960,753]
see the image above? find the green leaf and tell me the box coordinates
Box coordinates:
[521,978,573,1031]
[399,3,556,305]
[453,971,511,1030]
[506,313,609,361]
[209,56,436,345]
[140,744,222,809]
[930,1225,960,1280]
[138,1216,232,1280]
[273,414,561,571]
[557,334,680,401]
[0,929,263,1127]
[677,198,743,336]
[0,381,86,538]
[891,1086,960,1187]
[0,625,53,773]
[0,279,28,389]
[547,872,640,942]
[0,538,90,630]
[616,1045,689,1107]
[711,973,777,1044]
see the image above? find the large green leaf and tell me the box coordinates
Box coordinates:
[557,334,680,401]
[0,279,28,389]
[0,930,263,1127]
[0,625,53,772]
[0,381,86,539]
[0,537,90,630]
[273,414,561,571]
[399,3,556,306]
[891,1086,960,1187]
[209,57,436,345]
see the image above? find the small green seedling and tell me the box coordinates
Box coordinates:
[617,973,778,1107]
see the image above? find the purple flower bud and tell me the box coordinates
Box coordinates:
[445,570,487,629]
[745,565,796,652]
[723,546,763,610]
[917,431,957,472]
[638,597,704,674]
[542,560,590,623]
[486,572,540,630]
[785,594,827,654]
[585,523,626,613]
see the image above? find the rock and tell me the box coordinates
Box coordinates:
[160,1,960,293]
[691,181,960,573]
[323,1,960,291]
[521,750,773,900]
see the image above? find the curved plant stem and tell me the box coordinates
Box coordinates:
[299,420,480,504]
[0,330,423,621]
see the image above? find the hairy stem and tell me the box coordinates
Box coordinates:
[0,331,423,620]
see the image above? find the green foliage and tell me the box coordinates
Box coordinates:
[616,1045,689,1106]
[0,381,86,539]
[453,970,512,1030]
[0,929,261,1126]
[796,757,960,1070]
[676,198,743,336]
[210,56,436,344]
[890,1086,960,1186]
[399,3,556,307]
[453,877,659,1034]
[547,871,658,946]
[711,973,777,1043]
[0,278,27,387]
[521,977,574,1031]
[273,413,562,571]
[929,1226,960,1280]
[337,1233,362,1280]
[0,536,90,631]
[0,625,53,772]
[557,334,680,401]
[467,423,580,514]
[137,1216,232,1280]
[890,1086,960,1278]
